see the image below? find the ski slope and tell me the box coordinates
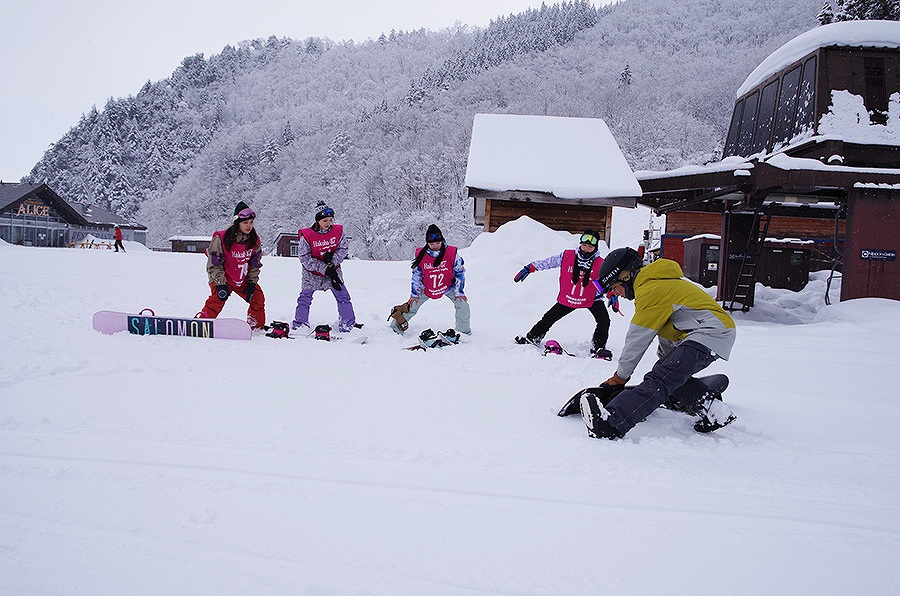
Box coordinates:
[1,214,898,595]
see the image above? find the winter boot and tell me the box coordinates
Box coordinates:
[590,347,613,360]
[580,392,623,440]
[515,334,542,347]
[314,324,332,341]
[693,392,737,433]
[388,303,410,332]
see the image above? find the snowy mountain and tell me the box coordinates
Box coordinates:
[1,215,897,595]
[24,0,822,256]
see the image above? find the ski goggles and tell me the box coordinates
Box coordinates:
[579,232,599,246]
[318,207,335,218]
[234,207,256,221]
[426,232,443,243]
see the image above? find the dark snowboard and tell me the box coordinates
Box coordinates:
[557,373,729,417]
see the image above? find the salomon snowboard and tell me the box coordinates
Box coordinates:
[557,373,730,417]
[93,309,251,340]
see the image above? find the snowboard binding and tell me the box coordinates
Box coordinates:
[265,321,291,339]
[314,324,332,341]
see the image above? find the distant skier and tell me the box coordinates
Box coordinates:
[113,225,125,252]
[579,247,737,439]
[513,230,613,359]
[198,201,266,330]
[389,224,471,335]
[291,201,359,333]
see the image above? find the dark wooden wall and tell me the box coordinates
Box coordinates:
[485,199,612,243]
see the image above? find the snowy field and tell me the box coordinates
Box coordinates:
[1,214,898,595]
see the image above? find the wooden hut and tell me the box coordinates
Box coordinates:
[465,114,641,244]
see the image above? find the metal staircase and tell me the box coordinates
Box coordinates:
[726,207,772,312]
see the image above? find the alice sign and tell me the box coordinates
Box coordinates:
[16,199,50,217]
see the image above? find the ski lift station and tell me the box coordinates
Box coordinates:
[467,20,900,309]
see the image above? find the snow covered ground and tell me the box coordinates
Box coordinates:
[1,214,898,595]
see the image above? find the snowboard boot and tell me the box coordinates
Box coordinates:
[590,347,613,360]
[388,303,410,333]
[515,334,542,347]
[693,392,737,433]
[580,392,623,440]
[558,384,626,417]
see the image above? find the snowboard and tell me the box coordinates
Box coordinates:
[517,337,612,360]
[404,328,461,351]
[92,310,252,340]
[556,373,730,417]
[270,322,368,344]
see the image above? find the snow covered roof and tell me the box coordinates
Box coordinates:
[464,113,642,201]
[169,236,213,242]
[72,202,145,229]
[737,20,900,98]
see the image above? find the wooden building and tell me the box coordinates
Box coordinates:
[169,236,213,254]
[465,114,641,243]
[0,182,147,247]
[637,21,900,309]
[274,232,300,257]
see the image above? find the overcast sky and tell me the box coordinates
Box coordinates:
[1,0,598,182]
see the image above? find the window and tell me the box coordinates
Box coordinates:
[724,101,743,157]
[864,57,888,124]
[794,56,817,136]
[736,92,759,156]
[772,66,802,149]
[752,81,779,154]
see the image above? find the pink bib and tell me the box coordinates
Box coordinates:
[300,225,343,265]
[417,245,457,299]
[214,230,256,287]
[557,249,602,308]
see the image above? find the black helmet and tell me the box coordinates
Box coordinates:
[598,247,643,298]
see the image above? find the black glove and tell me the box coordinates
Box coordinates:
[216,285,230,301]
[325,266,343,291]
[244,282,256,301]
[321,251,333,264]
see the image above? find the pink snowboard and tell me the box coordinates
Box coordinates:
[92,310,252,340]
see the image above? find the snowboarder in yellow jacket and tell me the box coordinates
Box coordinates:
[580,248,738,439]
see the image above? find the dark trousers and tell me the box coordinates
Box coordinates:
[528,300,610,350]
[606,341,717,436]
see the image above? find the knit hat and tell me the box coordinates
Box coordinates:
[314,200,334,222]
[233,201,255,223]
[425,224,444,243]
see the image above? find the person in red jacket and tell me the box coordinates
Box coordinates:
[113,225,125,252]
[198,201,266,330]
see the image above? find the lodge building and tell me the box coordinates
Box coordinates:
[638,20,900,307]
[0,182,147,247]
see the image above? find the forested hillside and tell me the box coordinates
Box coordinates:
[26,0,822,255]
